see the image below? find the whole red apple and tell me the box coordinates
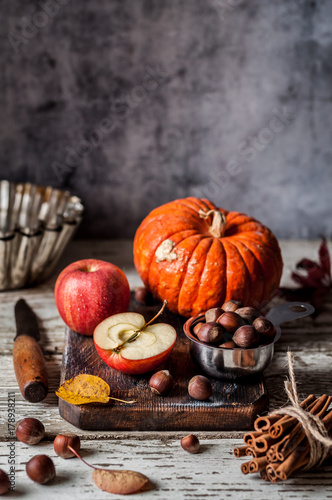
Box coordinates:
[54,259,130,336]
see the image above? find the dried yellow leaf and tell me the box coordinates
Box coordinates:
[56,374,111,405]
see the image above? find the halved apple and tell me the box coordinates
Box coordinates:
[93,312,177,375]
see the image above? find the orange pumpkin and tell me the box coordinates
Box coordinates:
[133,197,283,317]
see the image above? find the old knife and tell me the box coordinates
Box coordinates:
[13,299,48,403]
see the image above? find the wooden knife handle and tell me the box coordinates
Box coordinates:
[13,335,48,403]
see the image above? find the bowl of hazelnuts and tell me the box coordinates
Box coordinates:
[183,300,314,379]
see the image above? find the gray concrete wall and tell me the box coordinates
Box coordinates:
[1,0,331,238]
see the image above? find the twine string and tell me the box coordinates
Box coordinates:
[270,351,332,470]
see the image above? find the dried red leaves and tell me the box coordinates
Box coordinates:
[279,237,331,314]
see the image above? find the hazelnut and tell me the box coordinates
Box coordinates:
[26,455,56,485]
[0,469,10,495]
[54,433,81,459]
[221,299,243,312]
[252,317,276,338]
[196,322,224,344]
[181,434,200,454]
[205,307,224,323]
[188,375,213,401]
[193,322,205,336]
[219,340,237,349]
[217,311,244,333]
[149,370,173,396]
[16,418,45,445]
[134,287,154,305]
[233,325,259,348]
[236,307,261,324]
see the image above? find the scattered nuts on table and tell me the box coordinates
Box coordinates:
[181,434,200,454]
[0,469,10,495]
[26,455,56,485]
[188,375,213,401]
[149,370,174,396]
[54,433,81,459]
[15,418,45,445]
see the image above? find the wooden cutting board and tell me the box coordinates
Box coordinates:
[59,295,268,431]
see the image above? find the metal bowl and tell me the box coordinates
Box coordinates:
[0,180,84,290]
[183,302,315,379]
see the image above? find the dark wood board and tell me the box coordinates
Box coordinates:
[59,295,268,431]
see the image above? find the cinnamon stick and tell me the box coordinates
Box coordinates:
[278,395,331,461]
[268,394,316,438]
[236,389,332,482]
[233,445,249,458]
[241,462,250,475]
[253,433,278,453]
[266,444,279,463]
[266,462,281,482]
[248,456,268,473]
[254,414,280,432]
[260,469,268,481]
[245,446,266,458]
[276,408,332,480]
[243,430,263,446]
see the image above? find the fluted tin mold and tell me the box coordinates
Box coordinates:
[0,180,84,290]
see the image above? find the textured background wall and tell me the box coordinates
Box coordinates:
[1,0,331,238]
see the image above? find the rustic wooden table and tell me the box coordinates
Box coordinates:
[0,239,331,499]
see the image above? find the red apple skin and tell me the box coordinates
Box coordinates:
[94,339,176,375]
[54,259,130,336]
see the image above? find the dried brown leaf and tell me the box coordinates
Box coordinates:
[93,468,149,495]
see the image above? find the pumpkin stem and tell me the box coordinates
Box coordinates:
[199,209,227,238]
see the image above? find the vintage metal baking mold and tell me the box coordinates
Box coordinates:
[0,180,84,290]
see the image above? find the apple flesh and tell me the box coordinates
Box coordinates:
[54,259,130,336]
[93,312,177,375]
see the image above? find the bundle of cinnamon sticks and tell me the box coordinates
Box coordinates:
[234,394,332,482]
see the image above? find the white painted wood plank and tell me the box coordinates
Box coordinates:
[0,438,331,499]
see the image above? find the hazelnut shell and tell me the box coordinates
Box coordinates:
[205,307,224,323]
[219,340,237,349]
[181,434,200,454]
[193,322,204,336]
[236,307,261,324]
[221,300,243,312]
[15,418,45,445]
[233,325,259,348]
[26,455,56,485]
[54,433,81,459]
[196,322,224,344]
[217,311,244,333]
[149,370,173,396]
[134,287,154,305]
[252,317,276,338]
[188,375,213,401]
[0,469,10,495]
